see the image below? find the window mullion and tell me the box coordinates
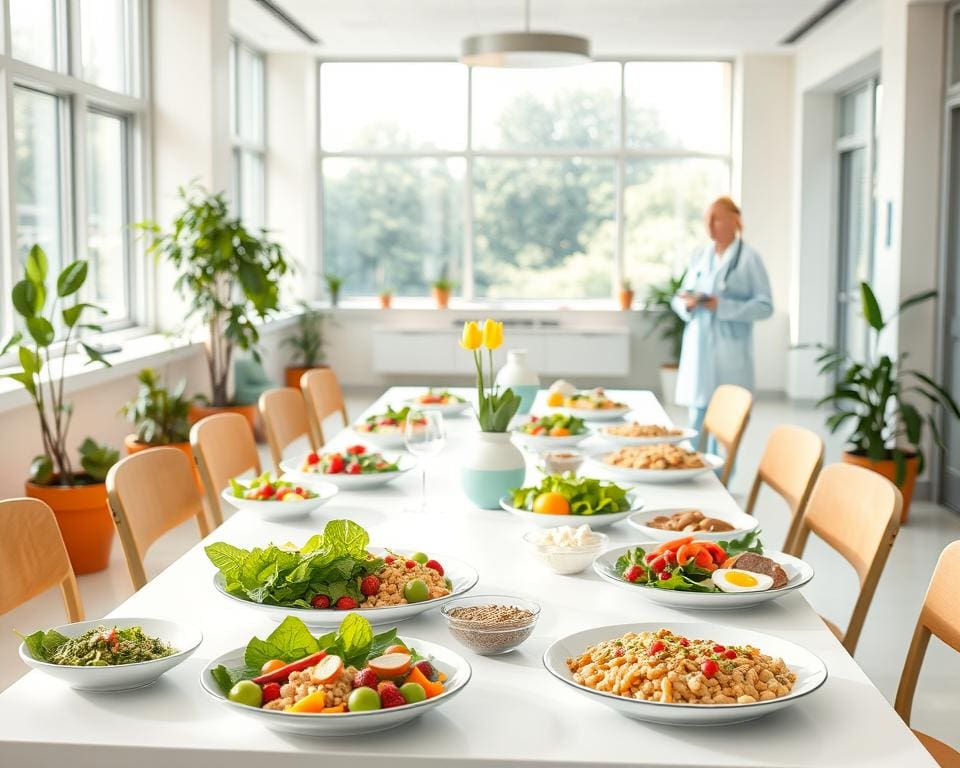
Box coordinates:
[615,61,626,296]
[68,93,84,271]
[65,0,80,78]
[463,64,474,302]
[0,67,16,338]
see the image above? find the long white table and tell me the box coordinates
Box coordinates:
[0,388,936,767]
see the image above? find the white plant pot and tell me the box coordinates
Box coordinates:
[659,364,679,406]
[495,349,540,415]
[460,432,527,509]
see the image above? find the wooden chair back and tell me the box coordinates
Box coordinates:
[792,463,902,654]
[106,448,211,591]
[698,384,753,486]
[300,368,349,447]
[744,424,824,553]
[259,387,316,472]
[0,498,83,622]
[190,413,261,528]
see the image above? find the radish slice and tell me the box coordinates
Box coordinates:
[310,654,344,685]
[367,652,412,678]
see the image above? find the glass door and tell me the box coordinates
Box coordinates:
[941,105,960,510]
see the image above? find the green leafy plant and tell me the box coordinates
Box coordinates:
[620,278,633,292]
[379,288,393,298]
[323,273,343,306]
[137,183,289,407]
[811,282,960,484]
[644,270,687,364]
[122,368,197,445]
[1,245,118,485]
[432,277,454,292]
[282,302,326,368]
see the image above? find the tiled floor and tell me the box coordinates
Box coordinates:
[2,391,958,750]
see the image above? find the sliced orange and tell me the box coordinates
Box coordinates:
[289,690,326,713]
[533,492,571,516]
[546,390,564,407]
[368,652,412,678]
[384,644,409,656]
[549,426,571,437]
[310,654,344,685]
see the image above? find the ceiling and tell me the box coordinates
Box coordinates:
[229,0,831,57]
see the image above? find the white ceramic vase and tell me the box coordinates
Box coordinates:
[495,349,540,415]
[460,432,527,509]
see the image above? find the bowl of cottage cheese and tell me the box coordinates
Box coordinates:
[522,525,609,575]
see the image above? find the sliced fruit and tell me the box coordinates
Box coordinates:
[321,703,347,713]
[384,643,409,656]
[282,492,305,503]
[310,654,344,685]
[252,651,327,685]
[404,665,444,698]
[532,491,571,516]
[289,690,326,713]
[546,390,564,406]
[367,652,412,678]
[260,658,286,676]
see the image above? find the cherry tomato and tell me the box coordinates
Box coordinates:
[650,556,666,572]
[713,645,725,654]
[327,454,345,474]
[649,640,665,655]
[623,565,643,583]
[306,452,320,465]
[701,660,719,677]
[724,649,738,660]
[260,659,286,676]
[261,682,282,704]
[679,638,690,647]
[348,463,362,474]
[346,445,366,455]
[657,571,671,581]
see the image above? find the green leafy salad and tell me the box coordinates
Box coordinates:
[205,519,381,607]
[19,625,176,666]
[510,473,632,516]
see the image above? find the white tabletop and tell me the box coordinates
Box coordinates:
[0,388,935,768]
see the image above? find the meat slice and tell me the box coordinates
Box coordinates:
[728,553,789,590]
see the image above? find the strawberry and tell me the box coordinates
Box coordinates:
[311,594,330,609]
[379,685,406,709]
[348,463,362,475]
[360,575,380,596]
[424,559,444,576]
[413,660,438,681]
[623,565,643,583]
[306,452,320,465]
[274,487,289,500]
[405,560,416,569]
[261,682,282,703]
[384,555,395,564]
[352,668,379,689]
[335,596,357,610]
[346,444,366,455]
[379,418,398,426]
[260,484,276,499]
[327,454,345,474]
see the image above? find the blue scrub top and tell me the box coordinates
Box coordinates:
[669,238,773,408]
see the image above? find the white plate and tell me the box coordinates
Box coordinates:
[351,428,408,449]
[220,479,339,521]
[403,397,471,416]
[212,550,479,628]
[593,543,814,610]
[627,506,759,542]
[597,426,699,447]
[499,492,644,529]
[543,621,827,726]
[200,636,471,736]
[510,428,592,451]
[586,450,724,483]
[19,617,202,691]
[280,453,417,490]
[548,405,631,422]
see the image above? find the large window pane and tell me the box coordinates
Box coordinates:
[622,158,730,288]
[471,63,619,150]
[473,158,615,298]
[625,62,731,152]
[323,158,464,296]
[86,111,128,321]
[14,87,63,276]
[10,0,58,70]
[236,44,264,144]
[320,64,466,151]
[239,150,264,229]
[80,0,132,94]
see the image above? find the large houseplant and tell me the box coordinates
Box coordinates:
[645,270,687,406]
[458,319,524,509]
[139,184,289,430]
[1,246,120,573]
[282,302,327,388]
[812,282,959,521]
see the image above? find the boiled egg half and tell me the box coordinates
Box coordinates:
[711,568,774,593]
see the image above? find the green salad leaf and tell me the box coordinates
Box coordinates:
[717,530,764,557]
[510,473,631,515]
[16,628,70,661]
[614,546,719,593]
[519,413,587,435]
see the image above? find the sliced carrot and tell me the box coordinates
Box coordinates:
[702,542,727,564]
[321,703,346,713]
[289,690,326,713]
[405,665,444,699]
[694,549,714,569]
[655,536,694,555]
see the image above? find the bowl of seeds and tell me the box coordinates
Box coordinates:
[439,595,540,655]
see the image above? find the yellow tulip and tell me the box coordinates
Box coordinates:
[459,320,482,350]
[482,319,504,350]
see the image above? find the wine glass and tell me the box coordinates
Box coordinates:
[404,410,446,513]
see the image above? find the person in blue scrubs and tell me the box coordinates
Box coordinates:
[670,197,773,452]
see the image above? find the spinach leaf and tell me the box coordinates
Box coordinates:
[718,530,764,557]
[15,629,70,661]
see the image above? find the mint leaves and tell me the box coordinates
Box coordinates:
[16,628,70,661]
[717,530,764,557]
[511,474,631,515]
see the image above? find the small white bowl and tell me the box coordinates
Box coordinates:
[19,617,202,691]
[220,478,339,521]
[627,506,760,542]
[522,529,609,574]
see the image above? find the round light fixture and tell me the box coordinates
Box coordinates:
[460,1,591,68]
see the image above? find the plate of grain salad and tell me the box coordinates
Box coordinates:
[543,622,827,725]
[586,445,724,483]
[598,423,699,447]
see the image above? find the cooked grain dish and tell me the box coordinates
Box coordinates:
[362,556,451,608]
[566,628,796,705]
[603,423,683,438]
[264,663,356,711]
[604,444,706,470]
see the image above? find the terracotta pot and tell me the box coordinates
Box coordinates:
[124,435,202,490]
[284,365,327,390]
[379,294,392,309]
[432,287,451,309]
[618,289,635,311]
[188,402,258,434]
[841,451,918,523]
[26,478,113,575]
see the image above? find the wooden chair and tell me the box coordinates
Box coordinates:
[744,425,824,554]
[106,448,212,591]
[190,413,261,528]
[894,540,960,766]
[300,368,349,447]
[0,498,83,622]
[259,387,316,473]
[792,463,902,655]
[698,384,753,486]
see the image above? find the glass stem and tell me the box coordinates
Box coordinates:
[421,465,427,509]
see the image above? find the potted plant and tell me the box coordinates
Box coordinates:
[645,270,687,406]
[138,184,289,431]
[618,278,635,311]
[282,302,327,388]
[458,320,524,509]
[811,282,959,521]
[324,273,343,307]
[432,278,454,309]
[379,289,393,309]
[1,246,120,574]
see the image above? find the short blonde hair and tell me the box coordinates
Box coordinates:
[708,196,742,231]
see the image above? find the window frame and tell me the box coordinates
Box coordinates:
[229,34,266,229]
[0,0,150,340]
[316,57,734,303]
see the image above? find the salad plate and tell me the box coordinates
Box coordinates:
[499,493,643,529]
[627,506,759,542]
[501,474,641,529]
[19,617,202,691]
[281,450,417,490]
[353,405,427,449]
[548,404,631,422]
[200,615,471,736]
[403,389,471,416]
[586,450,724,484]
[597,425,699,447]
[511,413,591,450]
[543,621,827,726]
[220,475,339,521]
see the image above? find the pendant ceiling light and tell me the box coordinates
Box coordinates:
[460,0,591,68]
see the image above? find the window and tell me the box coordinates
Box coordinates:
[230,38,266,229]
[0,0,145,338]
[318,60,732,301]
